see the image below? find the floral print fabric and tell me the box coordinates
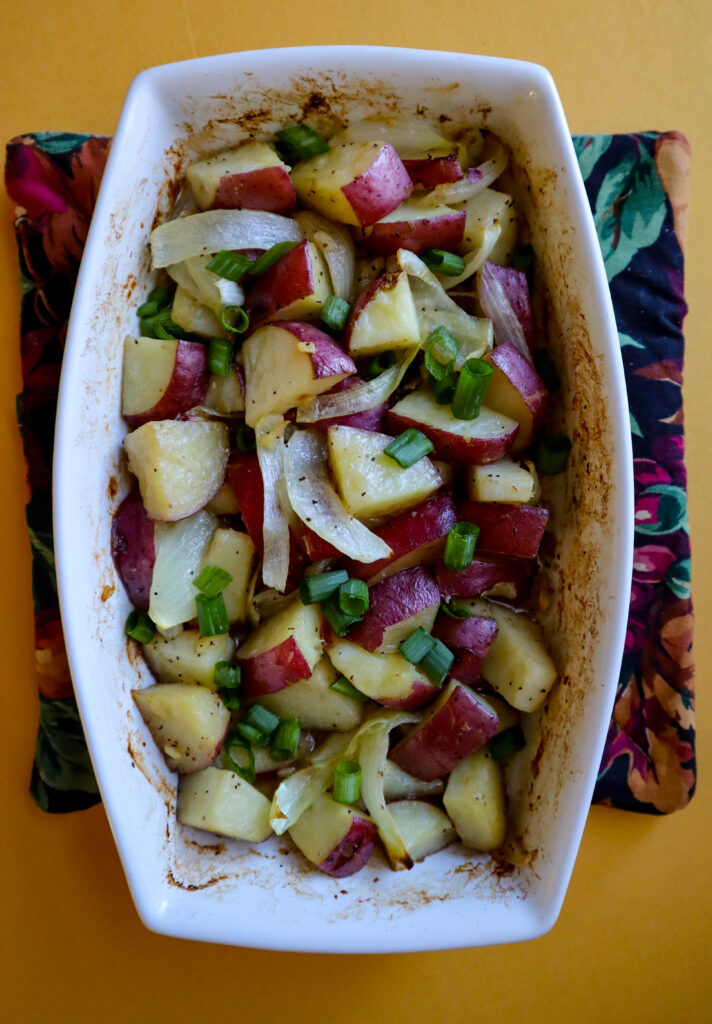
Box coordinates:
[4,130,694,814]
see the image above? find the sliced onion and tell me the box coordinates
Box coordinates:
[151,209,303,269]
[283,430,392,563]
[477,261,532,362]
[255,415,290,592]
[438,221,502,290]
[397,248,494,356]
[167,255,245,315]
[294,211,355,301]
[415,136,509,208]
[148,510,217,631]
[295,346,418,423]
[329,118,456,160]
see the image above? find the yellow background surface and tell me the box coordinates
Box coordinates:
[1,3,710,1021]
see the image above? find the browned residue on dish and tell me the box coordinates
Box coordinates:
[166,868,230,891]
[101,584,114,602]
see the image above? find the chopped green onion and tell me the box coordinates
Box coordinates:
[443,522,480,571]
[220,304,250,335]
[425,325,459,381]
[193,564,233,597]
[333,760,362,804]
[399,627,436,665]
[338,579,369,617]
[269,717,301,761]
[321,295,351,332]
[533,348,560,392]
[365,350,397,378]
[274,124,330,163]
[512,243,535,287]
[136,287,172,318]
[208,337,233,376]
[329,675,369,702]
[421,248,466,276]
[223,731,255,782]
[322,597,362,637]
[236,721,268,746]
[384,428,434,468]
[195,592,229,636]
[440,599,472,620]
[244,704,281,737]
[431,372,457,405]
[534,435,572,475]
[140,308,183,340]
[214,661,241,689]
[246,241,299,277]
[419,637,454,686]
[451,358,493,420]
[235,424,256,452]
[206,250,253,281]
[299,569,349,605]
[490,724,526,760]
[220,689,242,711]
[124,610,156,644]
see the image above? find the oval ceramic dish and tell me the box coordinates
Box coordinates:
[54,47,633,952]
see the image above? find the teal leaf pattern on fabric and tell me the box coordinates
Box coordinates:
[630,412,643,438]
[594,146,667,281]
[32,131,93,154]
[635,484,688,535]
[34,697,99,794]
[619,331,644,350]
[572,134,612,181]
[666,557,691,600]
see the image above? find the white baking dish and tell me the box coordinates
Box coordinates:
[54,46,633,952]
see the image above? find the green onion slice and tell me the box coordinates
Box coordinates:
[208,336,232,376]
[329,675,369,702]
[384,428,434,469]
[333,760,362,804]
[399,627,436,665]
[236,721,268,746]
[195,592,229,636]
[321,295,351,332]
[533,348,560,392]
[299,569,349,606]
[235,424,256,452]
[244,704,281,738]
[451,358,493,420]
[124,610,156,644]
[490,724,526,760]
[140,308,183,340]
[214,661,241,690]
[206,250,253,281]
[322,597,362,638]
[443,522,480,571]
[424,325,459,381]
[269,717,301,761]
[220,689,242,711]
[421,248,466,276]
[419,637,454,685]
[338,579,369,617]
[136,287,172,318]
[274,124,330,163]
[440,599,472,620]
[193,564,233,597]
[365,350,397,379]
[535,435,572,475]
[431,372,457,405]
[220,304,250,335]
[247,241,299,277]
[223,731,255,782]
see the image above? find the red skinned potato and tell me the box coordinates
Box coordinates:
[347,566,441,653]
[186,141,296,214]
[236,598,322,698]
[121,336,208,428]
[291,141,413,227]
[288,792,377,878]
[435,553,535,601]
[459,501,549,559]
[483,342,548,453]
[244,239,331,323]
[386,388,520,464]
[242,320,355,427]
[327,639,439,710]
[343,270,420,357]
[344,491,458,585]
[403,154,464,187]
[132,683,230,774]
[111,488,155,611]
[389,681,500,781]
[359,199,466,256]
[433,613,499,686]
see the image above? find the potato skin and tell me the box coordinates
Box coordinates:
[111,488,155,611]
[320,816,378,878]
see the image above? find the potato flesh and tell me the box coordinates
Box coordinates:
[132,683,229,773]
[288,791,367,866]
[252,657,364,732]
[348,271,420,356]
[236,597,322,666]
[443,748,506,851]
[468,457,536,503]
[177,766,272,841]
[291,141,392,225]
[186,141,287,209]
[382,761,444,800]
[327,425,442,520]
[204,367,245,415]
[389,389,519,448]
[170,284,229,338]
[143,629,236,689]
[387,800,456,861]
[200,527,256,625]
[327,639,433,702]
[124,419,229,522]
[121,336,176,416]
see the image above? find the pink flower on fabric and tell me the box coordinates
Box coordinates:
[5,142,69,217]
[633,457,670,488]
[632,544,676,584]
